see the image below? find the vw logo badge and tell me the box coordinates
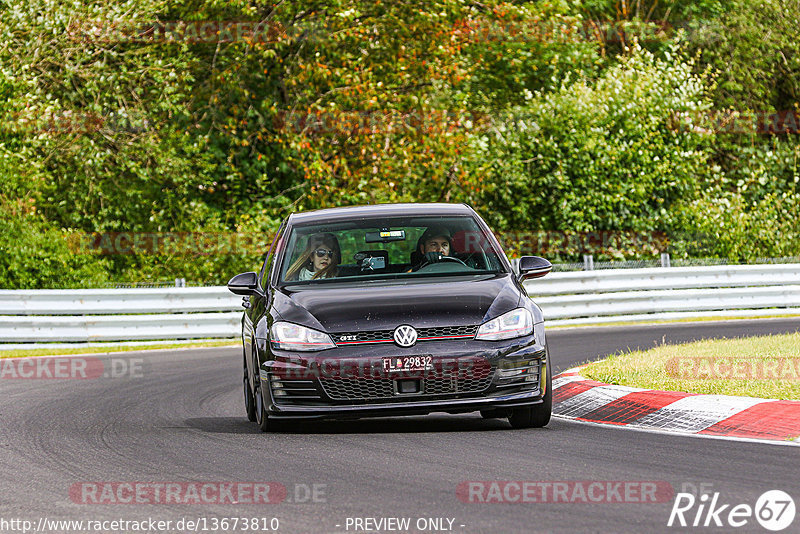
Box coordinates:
[393,325,418,347]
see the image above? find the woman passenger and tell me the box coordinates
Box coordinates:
[285,233,341,280]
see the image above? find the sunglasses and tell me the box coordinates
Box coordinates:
[314,248,334,258]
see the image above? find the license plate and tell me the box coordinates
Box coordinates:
[382,356,433,372]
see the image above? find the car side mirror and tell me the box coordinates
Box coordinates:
[227,271,260,295]
[517,256,552,282]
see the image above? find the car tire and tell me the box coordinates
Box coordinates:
[508,359,552,429]
[243,354,256,422]
[508,406,533,428]
[253,367,272,432]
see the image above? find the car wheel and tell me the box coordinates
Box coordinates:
[508,406,533,428]
[508,360,552,429]
[253,367,272,432]
[243,354,256,422]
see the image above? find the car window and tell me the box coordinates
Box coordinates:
[278,215,506,285]
[258,219,286,291]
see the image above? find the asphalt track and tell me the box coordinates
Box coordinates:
[2,318,800,534]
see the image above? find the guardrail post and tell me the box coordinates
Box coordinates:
[175,278,186,287]
[582,254,594,271]
[660,252,671,268]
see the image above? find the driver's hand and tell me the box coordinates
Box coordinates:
[423,251,444,264]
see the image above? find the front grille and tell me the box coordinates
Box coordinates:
[321,377,396,400]
[418,325,478,340]
[319,368,493,401]
[334,330,394,344]
[333,325,478,346]
[422,374,494,395]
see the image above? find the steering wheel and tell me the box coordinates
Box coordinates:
[416,252,468,270]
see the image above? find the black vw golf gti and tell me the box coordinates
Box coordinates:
[228,203,553,431]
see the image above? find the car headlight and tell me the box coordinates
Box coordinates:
[476,308,533,341]
[270,321,336,351]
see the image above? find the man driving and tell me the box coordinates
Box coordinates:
[419,226,451,256]
[409,226,453,271]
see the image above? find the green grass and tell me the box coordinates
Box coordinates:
[0,339,238,359]
[583,332,800,401]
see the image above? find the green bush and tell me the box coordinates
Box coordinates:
[669,135,800,260]
[1,0,798,287]
[466,43,715,259]
[0,215,110,289]
[685,0,800,112]
[669,191,800,260]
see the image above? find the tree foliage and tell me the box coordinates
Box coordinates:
[466,45,714,242]
[0,0,798,286]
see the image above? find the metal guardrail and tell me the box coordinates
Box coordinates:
[0,264,798,344]
[0,287,241,315]
[0,312,242,343]
[524,264,800,325]
[526,264,800,295]
[0,288,241,343]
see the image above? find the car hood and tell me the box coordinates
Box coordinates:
[273,274,522,333]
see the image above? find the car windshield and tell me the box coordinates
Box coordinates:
[278,215,507,285]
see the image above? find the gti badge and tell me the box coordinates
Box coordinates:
[393,325,418,347]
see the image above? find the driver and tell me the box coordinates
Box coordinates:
[419,226,451,256]
[410,226,453,271]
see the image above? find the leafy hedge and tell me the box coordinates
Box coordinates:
[465,44,713,245]
[0,216,109,289]
[0,0,798,287]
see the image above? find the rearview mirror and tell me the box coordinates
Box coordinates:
[227,271,259,295]
[517,256,552,281]
[365,229,406,243]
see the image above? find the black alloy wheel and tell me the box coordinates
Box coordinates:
[243,353,256,422]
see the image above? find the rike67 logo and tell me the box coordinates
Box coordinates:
[668,489,795,531]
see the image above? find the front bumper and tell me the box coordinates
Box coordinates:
[259,334,547,420]
[264,389,545,419]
